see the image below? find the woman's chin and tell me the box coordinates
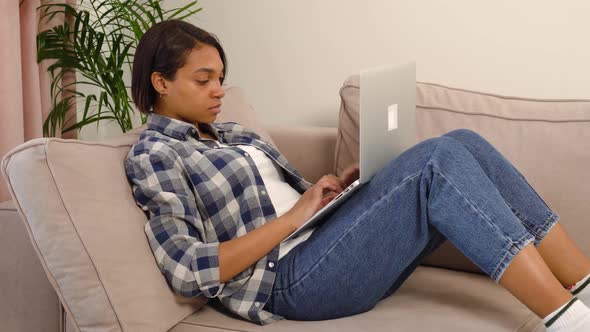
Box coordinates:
[206,114,218,123]
[197,114,217,124]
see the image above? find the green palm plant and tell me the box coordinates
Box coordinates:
[37,0,201,137]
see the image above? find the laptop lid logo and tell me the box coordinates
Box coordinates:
[387,104,398,131]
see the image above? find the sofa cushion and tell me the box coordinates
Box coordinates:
[335,75,590,274]
[0,86,272,332]
[0,200,60,332]
[169,266,544,331]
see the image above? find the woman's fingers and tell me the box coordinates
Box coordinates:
[321,191,338,207]
[323,174,345,192]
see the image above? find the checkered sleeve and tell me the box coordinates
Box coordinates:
[125,147,224,299]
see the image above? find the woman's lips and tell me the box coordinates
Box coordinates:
[209,105,221,114]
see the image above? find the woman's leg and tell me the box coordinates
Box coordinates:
[265,134,573,321]
[499,243,572,319]
[441,129,590,287]
[265,136,448,320]
[537,224,590,288]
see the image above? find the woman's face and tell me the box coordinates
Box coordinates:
[152,44,225,129]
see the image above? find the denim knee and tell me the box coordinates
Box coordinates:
[442,128,487,145]
[412,136,465,169]
[430,136,468,157]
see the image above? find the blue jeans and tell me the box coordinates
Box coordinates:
[263,128,560,321]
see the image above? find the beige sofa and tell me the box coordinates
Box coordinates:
[2,77,590,332]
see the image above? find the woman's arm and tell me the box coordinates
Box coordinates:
[126,150,226,298]
[219,172,347,282]
[218,212,297,283]
[127,144,344,294]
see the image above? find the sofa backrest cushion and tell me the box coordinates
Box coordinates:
[0,86,266,332]
[335,75,590,274]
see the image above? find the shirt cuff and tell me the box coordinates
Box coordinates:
[192,241,224,298]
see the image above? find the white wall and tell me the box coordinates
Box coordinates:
[83,1,590,139]
[182,0,590,128]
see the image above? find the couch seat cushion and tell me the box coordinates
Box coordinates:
[170,266,544,332]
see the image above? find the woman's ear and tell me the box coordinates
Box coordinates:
[150,72,168,95]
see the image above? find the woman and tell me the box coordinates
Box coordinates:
[125,20,590,331]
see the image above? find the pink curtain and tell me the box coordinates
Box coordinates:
[0,0,77,202]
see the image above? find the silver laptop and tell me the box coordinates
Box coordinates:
[281,62,417,242]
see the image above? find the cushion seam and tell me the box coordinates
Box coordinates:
[341,78,590,102]
[45,141,124,331]
[45,138,135,149]
[333,108,345,174]
[2,144,96,332]
[1,138,47,160]
[417,105,590,122]
[418,81,590,102]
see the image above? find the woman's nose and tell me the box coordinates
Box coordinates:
[212,83,225,99]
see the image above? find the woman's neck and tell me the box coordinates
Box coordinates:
[153,109,217,141]
[196,123,217,141]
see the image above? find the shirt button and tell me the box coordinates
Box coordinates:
[254,302,260,307]
[268,262,275,268]
[261,190,267,195]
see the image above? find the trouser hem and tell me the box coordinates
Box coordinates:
[490,234,536,283]
[533,212,560,247]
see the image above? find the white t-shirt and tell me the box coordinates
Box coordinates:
[215,141,316,259]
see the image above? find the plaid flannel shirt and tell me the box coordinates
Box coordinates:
[124,113,313,325]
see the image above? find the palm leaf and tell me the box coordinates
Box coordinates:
[166,2,201,20]
[37,0,202,137]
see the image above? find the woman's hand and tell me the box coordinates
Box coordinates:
[284,174,345,230]
[340,162,360,187]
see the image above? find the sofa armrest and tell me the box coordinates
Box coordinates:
[266,125,337,184]
[0,200,60,332]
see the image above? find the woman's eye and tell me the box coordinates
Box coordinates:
[197,80,209,84]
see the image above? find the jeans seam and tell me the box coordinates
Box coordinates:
[491,235,536,282]
[505,201,539,236]
[427,161,535,281]
[272,170,424,294]
[512,168,561,237]
[516,171,554,212]
[535,212,560,245]
[444,131,557,244]
[505,201,560,245]
[427,161,523,245]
